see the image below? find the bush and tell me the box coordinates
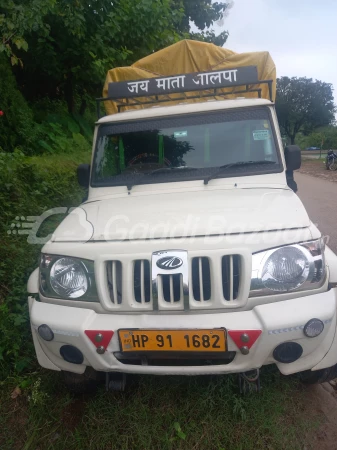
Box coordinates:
[0,56,37,153]
[0,149,89,379]
[0,56,94,156]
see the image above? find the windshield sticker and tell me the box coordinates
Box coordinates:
[174,131,188,138]
[253,130,270,140]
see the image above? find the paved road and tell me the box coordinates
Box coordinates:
[296,172,337,448]
[296,172,337,253]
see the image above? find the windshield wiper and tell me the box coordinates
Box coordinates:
[149,166,199,175]
[203,160,277,185]
[126,167,199,190]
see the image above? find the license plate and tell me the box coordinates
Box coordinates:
[118,329,226,352]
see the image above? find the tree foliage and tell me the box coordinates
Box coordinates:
[177,0,231,46]
[276,76,336,144]
[296,126,337,150]
[1,0,231,114]
[1,0,185,113]
[0,54,37,152]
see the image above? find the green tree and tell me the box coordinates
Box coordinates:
[276,76,336,144]
[1,0,184,113]
[178,0,232,46]
[1,0,232,114]
[296,126,337,150]
[0,55,37,152]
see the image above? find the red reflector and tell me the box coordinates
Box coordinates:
[228,330,262,350]
[85,330,114,349]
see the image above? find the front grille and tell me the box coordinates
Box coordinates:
[106,261,122,304]
[222,255,241,301]
[192,257,211,301]
[134,260,151,303]
[104,252,243,310]
[160,274,182,303]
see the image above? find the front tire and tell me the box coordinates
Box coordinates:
[298,364,337,384]
[62,368,99,394]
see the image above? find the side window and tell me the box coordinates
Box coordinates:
[92,136,118,180]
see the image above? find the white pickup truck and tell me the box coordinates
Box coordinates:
[27,46,337,393]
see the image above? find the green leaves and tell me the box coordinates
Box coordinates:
[13,37,28,51]
[0,148,87,379]
[173,422,187,440]
[0,0,231,115]
[175,0,231,45]
[276,77,336,144]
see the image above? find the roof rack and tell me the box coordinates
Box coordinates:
[96,65,273,119]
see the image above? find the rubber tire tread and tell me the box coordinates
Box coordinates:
[299,364,337,384]
[62,370,98,394]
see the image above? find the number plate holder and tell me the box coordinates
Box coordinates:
[118,329,227,352]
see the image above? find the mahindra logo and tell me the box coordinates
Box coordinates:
[156,256,183,270]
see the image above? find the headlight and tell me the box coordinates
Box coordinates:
[50,257,88,298]
[40,254,99,302]
[250,239,326,297]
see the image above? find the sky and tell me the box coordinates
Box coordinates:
[217,0,337,103]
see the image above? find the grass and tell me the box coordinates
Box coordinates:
[0,367,321,450]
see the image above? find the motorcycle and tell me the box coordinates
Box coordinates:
[325,150,337,170]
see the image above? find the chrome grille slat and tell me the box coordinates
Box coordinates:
[198,258,204,302]
[192,257,211,302]
[140,260,145,304]
[160,274,181,303]
[222,255,240,301]
[134,260,151,304]
[170,275,174,303]
[106,260,122,305]
[229,255,233,301]
[112,261,118,303]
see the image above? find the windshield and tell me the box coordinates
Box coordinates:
[91,107,282,187]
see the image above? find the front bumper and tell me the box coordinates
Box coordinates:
[29,289,337,376]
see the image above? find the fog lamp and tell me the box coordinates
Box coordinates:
[38,324,54,341]
[304,319,324,338]
[60,345,84,365]
[273,342,303,363]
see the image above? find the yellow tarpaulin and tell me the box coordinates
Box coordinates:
[103,39,276,115]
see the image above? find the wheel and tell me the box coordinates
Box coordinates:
[62,368,99,394]
[298,364,337,384]
[325,157,330,170]
[326,157,337,171]
[329,161,337,171]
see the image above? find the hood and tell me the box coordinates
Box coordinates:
[52,187,310,242]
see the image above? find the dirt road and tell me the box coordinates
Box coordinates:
[296,172,337,253]
[296,172,337,450]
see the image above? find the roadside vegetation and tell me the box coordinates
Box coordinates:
[0,368,320,450]
[296,125,337,151]
[276,76,335,147]
[0,1,334,448]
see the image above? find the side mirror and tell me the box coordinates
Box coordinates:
[77,164,90,188]
[284,146,301,193]
[284,145,301,170]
